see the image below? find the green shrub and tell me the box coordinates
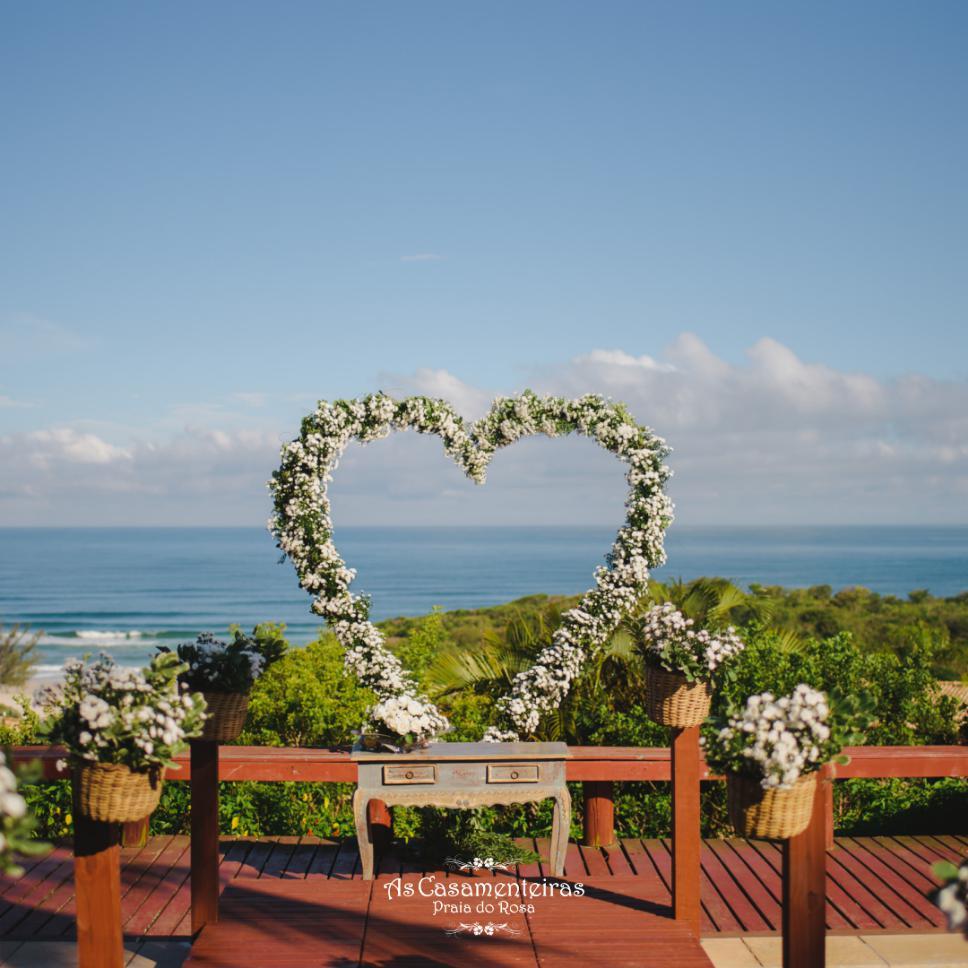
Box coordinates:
[0,625,39,688]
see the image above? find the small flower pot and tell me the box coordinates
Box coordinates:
[200,691,250,742]
[645,667,712,727]
[727,771,818,840]
[75,762,163,824]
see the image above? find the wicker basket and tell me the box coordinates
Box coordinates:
[200,691,250,742]
[75,762,163,824]
[727,771,818,840]
[645,667,712,727]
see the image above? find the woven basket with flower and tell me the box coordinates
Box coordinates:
[160,629,286,744]
[705,684,868,841]
[39,652,207,825]
[630,603,745,728]
[726,771,818,840]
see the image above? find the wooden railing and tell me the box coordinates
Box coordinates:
[12,742,968,968]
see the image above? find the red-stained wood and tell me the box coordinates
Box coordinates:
[837,838,946,927]
[73,807,123,968]
[782,768,827,968]
[824,779,835,851]
[366,798,392,849]
[122,817,150,848]
[191,739,220,935]
[122,837,191,937]
[672,726,702,937]
[0,833,960,944]
[582,779,616,847]
[702,839,773,933]
[10,743,968,784]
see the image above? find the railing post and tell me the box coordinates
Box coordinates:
[582,780,615,847]
[191,740,220,935]
[824,778,835,851]
[367,798,392,848]
[671,725,702,936]
[783,766,828,968]
[122,817,150,848]
[73,785,124,968]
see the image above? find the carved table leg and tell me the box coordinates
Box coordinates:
[550,789,571,878]
[353,789,374,881]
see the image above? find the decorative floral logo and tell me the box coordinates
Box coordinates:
[444,855,511,873]
[270,390,673,741]
[444,921,521,937]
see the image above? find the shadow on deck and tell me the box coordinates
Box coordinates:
[0,834,963,966]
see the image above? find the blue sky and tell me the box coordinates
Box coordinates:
[1,2,966,526]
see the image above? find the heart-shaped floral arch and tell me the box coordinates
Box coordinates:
[269,390,673,741]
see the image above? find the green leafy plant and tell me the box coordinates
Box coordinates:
[0,625,40,688]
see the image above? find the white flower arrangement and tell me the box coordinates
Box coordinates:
[161,632,272,694]
[40,652,208,771]
[269,390,673,741]
[633,603,746,682]
[704,685,836,790]
[934,858,968,936]
[0,752,46,877]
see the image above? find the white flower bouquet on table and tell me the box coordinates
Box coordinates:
[40,652,207,823]
[360,694,449,753]
[703,684,866,840]
[0,752,48,877]
[629,603,746,727]
[158,629,285,743]
[934,858,968,937]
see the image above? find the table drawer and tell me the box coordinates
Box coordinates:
[487,764,539,784]
[383,764,437,785]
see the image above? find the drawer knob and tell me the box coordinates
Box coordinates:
[510,771,519,780]
[405,770,414,780]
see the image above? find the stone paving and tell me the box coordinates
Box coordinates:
[702,933,968,968]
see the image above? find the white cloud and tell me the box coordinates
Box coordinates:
[1,336,966,525]
[575,349,675,372]
[0,394,30,409]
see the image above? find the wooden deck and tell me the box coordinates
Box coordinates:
[0,833,962,955]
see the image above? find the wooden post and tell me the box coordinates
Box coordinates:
[73,786,124,968]
[367,798,392,849]
[824,778,835,851]
[191,740,220,935]
[782,767,828,968]
[582,780,616,847]
[671,725,702,936]
[122,817,149,848]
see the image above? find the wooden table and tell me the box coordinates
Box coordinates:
[351,741,570,880]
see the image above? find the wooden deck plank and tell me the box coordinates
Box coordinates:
[305,838,339,879]
[122,836,192,937]
[708,840,780,932]
[578,843,611,878]
[701,838,773,933]
[0,847,75,935]
[647,839,717,934]
[234,837,275,880]
[837,837,946,928]
[0,834,962,946]
[516,836,543,880]
[619,838,671,906]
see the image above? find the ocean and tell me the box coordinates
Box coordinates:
[1,526,966,679]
